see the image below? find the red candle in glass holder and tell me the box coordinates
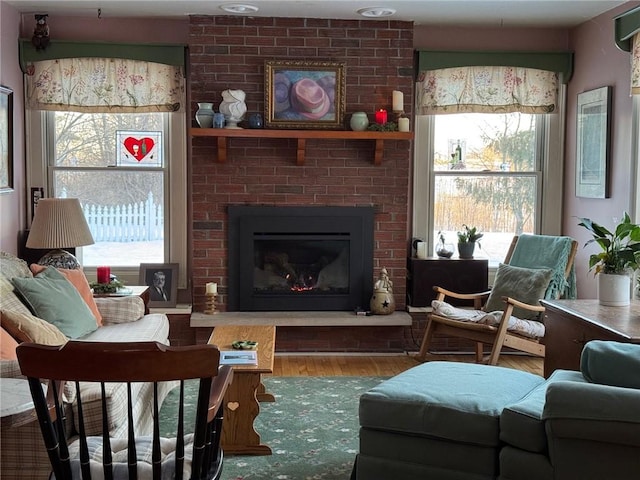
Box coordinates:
[375,109,388,125]
[97,266,111,284]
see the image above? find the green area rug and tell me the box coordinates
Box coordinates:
[159,376,386,480]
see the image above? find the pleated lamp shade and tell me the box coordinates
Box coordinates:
[27,198,94,268]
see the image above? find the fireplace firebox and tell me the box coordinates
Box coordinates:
[228,206,374,311]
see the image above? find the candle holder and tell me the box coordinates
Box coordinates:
[205,292,218,315]
[392,110,405,122]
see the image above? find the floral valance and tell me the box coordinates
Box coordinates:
[417,65,558,115]
[25,57,184,113]
[633,33,640,95]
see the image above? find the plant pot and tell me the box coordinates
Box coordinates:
[598,273,631,307]
[458,242,476,259]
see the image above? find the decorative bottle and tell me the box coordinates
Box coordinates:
[350,112,369,131]
[195,102,215,128]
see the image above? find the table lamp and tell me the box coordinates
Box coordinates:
[26,198,95,269]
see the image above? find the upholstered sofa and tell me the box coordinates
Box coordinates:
[0,251,175,480]
[354,340,640,480]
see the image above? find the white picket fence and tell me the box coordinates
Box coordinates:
[81,192,164,242]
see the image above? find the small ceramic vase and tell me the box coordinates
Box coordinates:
[195,102,215,128]
[213,112,225,128]
[350,112,369,131]
[248,113,264,129]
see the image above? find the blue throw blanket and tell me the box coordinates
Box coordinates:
[508,235,577,299]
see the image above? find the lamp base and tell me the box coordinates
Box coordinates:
[37,249,81,269]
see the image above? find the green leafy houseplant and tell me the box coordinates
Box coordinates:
[577,212,640,275]
[457,225,483,246]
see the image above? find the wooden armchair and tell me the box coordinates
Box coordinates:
[17,341,233,480]
[418,235,578,365]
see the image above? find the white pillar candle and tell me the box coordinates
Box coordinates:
[416,241,427,259]
[206,282,218,294]
[392,90,403,111]
[398,117,410,132]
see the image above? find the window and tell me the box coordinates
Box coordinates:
[413,109,563,266]
[26,110,187,285]
[432,112,541,263]
[48,111,167,267]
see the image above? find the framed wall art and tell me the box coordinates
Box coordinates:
[265,60,345,129]
[116,130,163,167]
[139,263,178,308]
[0,86,14,193]
[575,86,612,199]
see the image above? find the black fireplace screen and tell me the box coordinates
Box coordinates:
[228,206,374,311]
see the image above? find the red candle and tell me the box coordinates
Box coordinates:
[97,266,111,284]
[375,109,387,125]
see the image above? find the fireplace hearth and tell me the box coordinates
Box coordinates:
[228,206,374,311]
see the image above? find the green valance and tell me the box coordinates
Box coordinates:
[416,50,574,84]
[19,39,186,72]
[614,5,640,52]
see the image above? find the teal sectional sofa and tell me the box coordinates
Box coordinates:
[354,341,640,480]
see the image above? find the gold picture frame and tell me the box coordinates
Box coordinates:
[265,60,345,129]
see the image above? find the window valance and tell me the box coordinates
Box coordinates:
[417,65,558,115]
[614,5,640,52]
[19,39,186,71]
[416,51,574,84]
[25,57,184,113]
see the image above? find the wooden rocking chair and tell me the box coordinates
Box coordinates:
[17,341,233,480]
[418,235,578,365]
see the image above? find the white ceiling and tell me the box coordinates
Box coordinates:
[4,0,630,27]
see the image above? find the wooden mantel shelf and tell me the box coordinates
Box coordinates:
[190,128,413,165]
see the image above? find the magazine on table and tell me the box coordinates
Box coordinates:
[220,350,258,365]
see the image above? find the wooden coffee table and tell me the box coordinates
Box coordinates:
[208,325,276,455]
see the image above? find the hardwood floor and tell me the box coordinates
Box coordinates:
[272,353,543,377]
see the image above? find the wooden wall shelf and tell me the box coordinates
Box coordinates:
[190,128,413,165]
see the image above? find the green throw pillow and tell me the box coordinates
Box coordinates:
[484,263,553,320]
[11,267,98,339]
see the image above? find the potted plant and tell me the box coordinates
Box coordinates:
[457,225,483,259]
[577,212,640,306]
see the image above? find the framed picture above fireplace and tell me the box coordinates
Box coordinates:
[264,60,346,130]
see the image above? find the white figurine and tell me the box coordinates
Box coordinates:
[219,89,247,128]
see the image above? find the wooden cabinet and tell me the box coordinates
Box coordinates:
[406,257,488,308]
[541,299,640,377]
[190,128,413,165]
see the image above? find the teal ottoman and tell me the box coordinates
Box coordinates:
[354,361,544,480]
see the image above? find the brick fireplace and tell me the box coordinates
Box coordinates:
[188,16,417,351]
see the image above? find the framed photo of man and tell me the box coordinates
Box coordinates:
[139,263,178,308]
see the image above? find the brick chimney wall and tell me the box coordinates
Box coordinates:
[187,16,417,352]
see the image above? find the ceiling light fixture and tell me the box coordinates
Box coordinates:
[357,7,396,18]
[220,3,259,14]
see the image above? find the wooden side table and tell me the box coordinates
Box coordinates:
[407,257,489,307]
[541,299,640,377]
[208,325,276,455]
